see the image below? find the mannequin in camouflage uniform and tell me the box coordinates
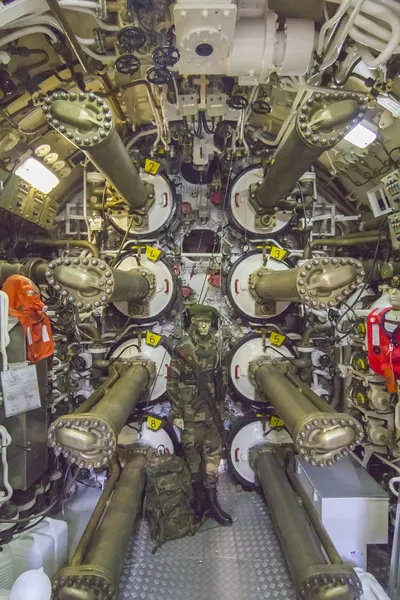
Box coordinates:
[166,305,232,526]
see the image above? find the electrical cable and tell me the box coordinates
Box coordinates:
[0,463,77,524]
[334,217,388,340]
[110,214,136,268]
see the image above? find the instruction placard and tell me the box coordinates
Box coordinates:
[1,365,41,417]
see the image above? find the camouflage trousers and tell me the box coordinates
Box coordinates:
[181,420,221,489]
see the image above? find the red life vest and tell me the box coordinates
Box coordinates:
[2,275,54,364]
[367,306,400,392]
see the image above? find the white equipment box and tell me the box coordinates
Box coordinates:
[295,457,389,570]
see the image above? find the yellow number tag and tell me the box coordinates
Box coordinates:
[147,416,163,431]
[356,393,365,404]
[270,416,284,428]
[145,246,162,262]
[144,158,161,175]
[269,332,286,347]
[270,246,287,261]
[146,331,162,347]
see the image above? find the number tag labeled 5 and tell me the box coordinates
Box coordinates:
[147,416,162,431]
[270,246,287,261]
[269,332,286,347]
[146,331,162,347]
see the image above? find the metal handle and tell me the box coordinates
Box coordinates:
[235,365,240,379]
[234,193,240,207]
[163,192,168,207]
[164,279,169,293]
[235,279,239,294]
[235,448,240,462]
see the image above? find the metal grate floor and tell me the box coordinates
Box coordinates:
[118,475,295,600]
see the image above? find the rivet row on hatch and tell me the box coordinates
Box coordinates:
[42,91,113,147]
[296,91,372,146]
[48,416,117,469]
[296,414,364,468]
[296,257,365,309]
[45,257,115,312]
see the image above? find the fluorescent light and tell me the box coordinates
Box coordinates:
[344,122,377,149]
[15,157,59,194]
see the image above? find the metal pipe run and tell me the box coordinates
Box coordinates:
[286,460,343,566]
[255,127,325,211]
[46,0,92,73]
[252,363,363,467]
[304,234,381,259]
[34,237,100,258]
[52,450,148,600]
[44,257,152,312]
[252,92,370,213]
[48,361,154,468]
[70,458,120,568]
[43,92,149,210]
[252,447,361,600]
[251,257,365,311]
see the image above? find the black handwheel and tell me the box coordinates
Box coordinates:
[115,54,140,75]
[227,95,248,110]
[117,26,146,52]
[251,99,271,115]
[146,66,171,85]
[153,45,180,67]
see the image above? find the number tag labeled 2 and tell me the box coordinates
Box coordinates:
[270,246,287,261]
[144,158,161,175]
[269,332,286,347]
[146,246,162,262]
[146,331,162,347]
[270,416,284,428]
[147,416,163,431]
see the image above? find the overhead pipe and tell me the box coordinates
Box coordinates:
[250,362,363,467]
[250,92,370,214]
[53,450,148,600]
[251,447,362,600]
[45,0,92,73]
[33,237,100,258]
[48,361,155,469]
[42,91,150,210]
[303,233,380,259]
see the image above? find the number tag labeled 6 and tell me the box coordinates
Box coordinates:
[147,416,162,431]
[146,331,162,347]
[269,332,286,347]
[270,246,287,261]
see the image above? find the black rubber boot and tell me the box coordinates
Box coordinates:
[191,479,205,523]
[204,487,233,526]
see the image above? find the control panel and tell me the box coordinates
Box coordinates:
[388,211,400,250]
[0,170,58,229]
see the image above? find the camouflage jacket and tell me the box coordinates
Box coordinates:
[166,334,227,422]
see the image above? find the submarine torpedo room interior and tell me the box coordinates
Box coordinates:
[1,0,400,598]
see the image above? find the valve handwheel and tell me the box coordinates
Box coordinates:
[153,46,180,67]
[227,95,249,110]
[146,66,172,85]
[115,54,141,75]
[117,26,146,52]
[251,99,271,115]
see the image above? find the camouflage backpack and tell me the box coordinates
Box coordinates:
[144,452,198,550]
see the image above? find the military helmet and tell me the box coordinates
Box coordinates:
[187,304,219,324]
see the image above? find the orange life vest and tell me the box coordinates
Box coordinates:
[2,274,54,363]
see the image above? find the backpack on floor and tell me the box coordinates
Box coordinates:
[144,453,198,550]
